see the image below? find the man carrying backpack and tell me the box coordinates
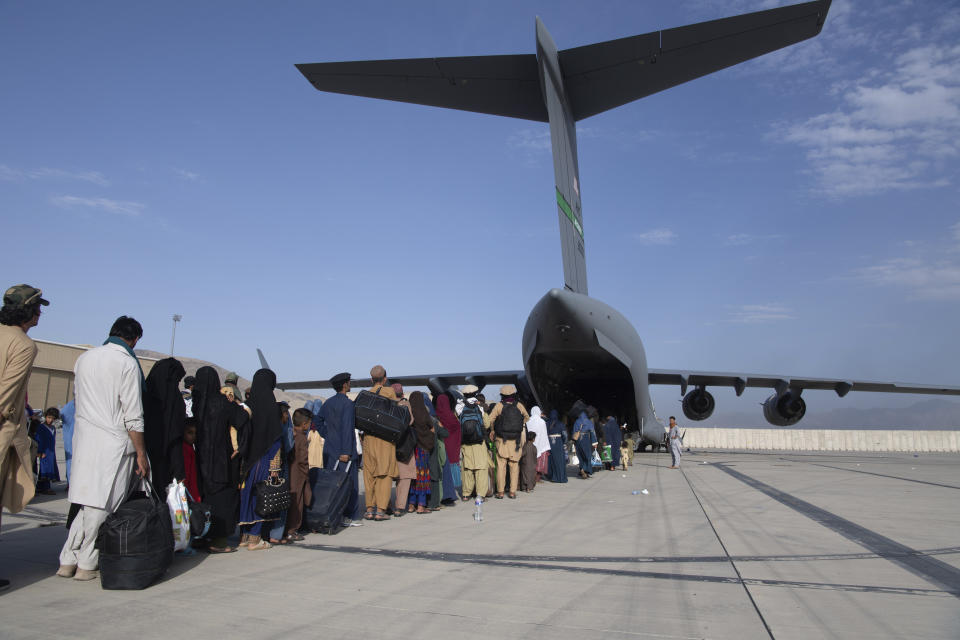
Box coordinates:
[486,384,529,499]
[456,385,489,502]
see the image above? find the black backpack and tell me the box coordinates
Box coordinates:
[460,403,486,445]
[494,403,524,441]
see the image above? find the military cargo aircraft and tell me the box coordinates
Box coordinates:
[277,0,960,448]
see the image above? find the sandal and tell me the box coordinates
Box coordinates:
[269,538,290,545]
[391,510,405,518]
[373,512,390,521]
[495,493,504,499]
[416,507,428,514]
[508,492,517,499]
[406,505,416,513]
[247,540,271,551]
[363,510,375,521]
[207,546,237,554]
[285,533,305,542]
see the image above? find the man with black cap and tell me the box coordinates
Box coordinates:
[316,372,360,524]
[0,285,47,591]
[486,384,529,499]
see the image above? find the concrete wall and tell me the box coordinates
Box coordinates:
[683,427,960,452]
[27,340,158,412]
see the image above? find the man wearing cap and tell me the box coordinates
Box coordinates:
[224,371,242,402]
[0,285,47,590]
[362,365,399,520]
[316,372,360,524]
[486,384,529,499]
[457,384,490,501]
[58,316,149,581]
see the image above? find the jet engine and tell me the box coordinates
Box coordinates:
[682,387,715,421]
[762,391,806,426]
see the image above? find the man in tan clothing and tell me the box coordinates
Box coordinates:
[362,365,399,520]
[487,384,528,499]
[0,285,47,592]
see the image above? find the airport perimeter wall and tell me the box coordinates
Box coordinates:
[683,428,960,452]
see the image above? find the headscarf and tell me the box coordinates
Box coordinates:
[143,357,186,489]
[526,406,550,457]
[546,409,562,435]
[244,368,282,468]
[409,391,434,452]
[603,416,622,447]
[435,393,461,463]
[192,366,236,489]
[423,394,437,418]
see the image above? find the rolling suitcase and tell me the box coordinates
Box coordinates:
[306,461,352,535]
[354,389,409,444]
[96,478,174,590]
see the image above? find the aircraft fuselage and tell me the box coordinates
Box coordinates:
[523,288,664,445]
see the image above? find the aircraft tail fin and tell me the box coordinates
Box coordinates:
[296,0,832,296]
[256,348,271,371]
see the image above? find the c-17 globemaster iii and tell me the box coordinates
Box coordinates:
[276,0,960,449]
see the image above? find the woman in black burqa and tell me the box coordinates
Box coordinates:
[237,368,284,550]
[143,357,187,493]
[192,366,248,553]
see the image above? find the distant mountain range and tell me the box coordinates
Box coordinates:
[696,398,960,430]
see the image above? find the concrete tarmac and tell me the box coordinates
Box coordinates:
[2,450,958,639]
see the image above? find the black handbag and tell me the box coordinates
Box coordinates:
[184,487,212,538]
[255,476,291,516]
[395,426,416,461]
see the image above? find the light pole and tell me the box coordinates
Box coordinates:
[170,314,182,355]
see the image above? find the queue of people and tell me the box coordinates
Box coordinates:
[0,284,642,589]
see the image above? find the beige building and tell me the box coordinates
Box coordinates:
[27,339,158,412]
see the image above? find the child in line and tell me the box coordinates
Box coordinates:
[285,409,313,541]
[519,432,538,492]
[182,418,201,502]
[620,440,630,472]
[33,407,61,494]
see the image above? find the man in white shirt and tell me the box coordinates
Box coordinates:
[667,416,682,469]
[58,316,150,581]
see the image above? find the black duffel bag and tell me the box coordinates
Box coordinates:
[354,388,409,444]
[254,476,291,517]
[95,478,174,590]
[184,488,212,538]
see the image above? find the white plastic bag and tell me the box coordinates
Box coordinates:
[166,480,191,552]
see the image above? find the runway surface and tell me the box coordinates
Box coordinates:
[2,450,958,639]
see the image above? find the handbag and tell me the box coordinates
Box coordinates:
[184,487,212,538]
[395,426,416,462]
[254,475,291,517]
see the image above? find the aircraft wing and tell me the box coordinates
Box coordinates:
[276,370,525,392]
[647,369,960,398]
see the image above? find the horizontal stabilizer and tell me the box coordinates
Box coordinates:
[296,55,548,121]
[562,0,831,120]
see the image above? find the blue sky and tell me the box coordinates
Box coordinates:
[2,1,958,421]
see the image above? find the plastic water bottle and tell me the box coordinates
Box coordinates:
[474,496,483,522]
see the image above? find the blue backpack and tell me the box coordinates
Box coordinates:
[460,403,486,445]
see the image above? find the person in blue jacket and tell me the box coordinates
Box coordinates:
[572,409,597,479]
[33,408,61,494]
[60,399,75,486]
[317,372,359,524]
